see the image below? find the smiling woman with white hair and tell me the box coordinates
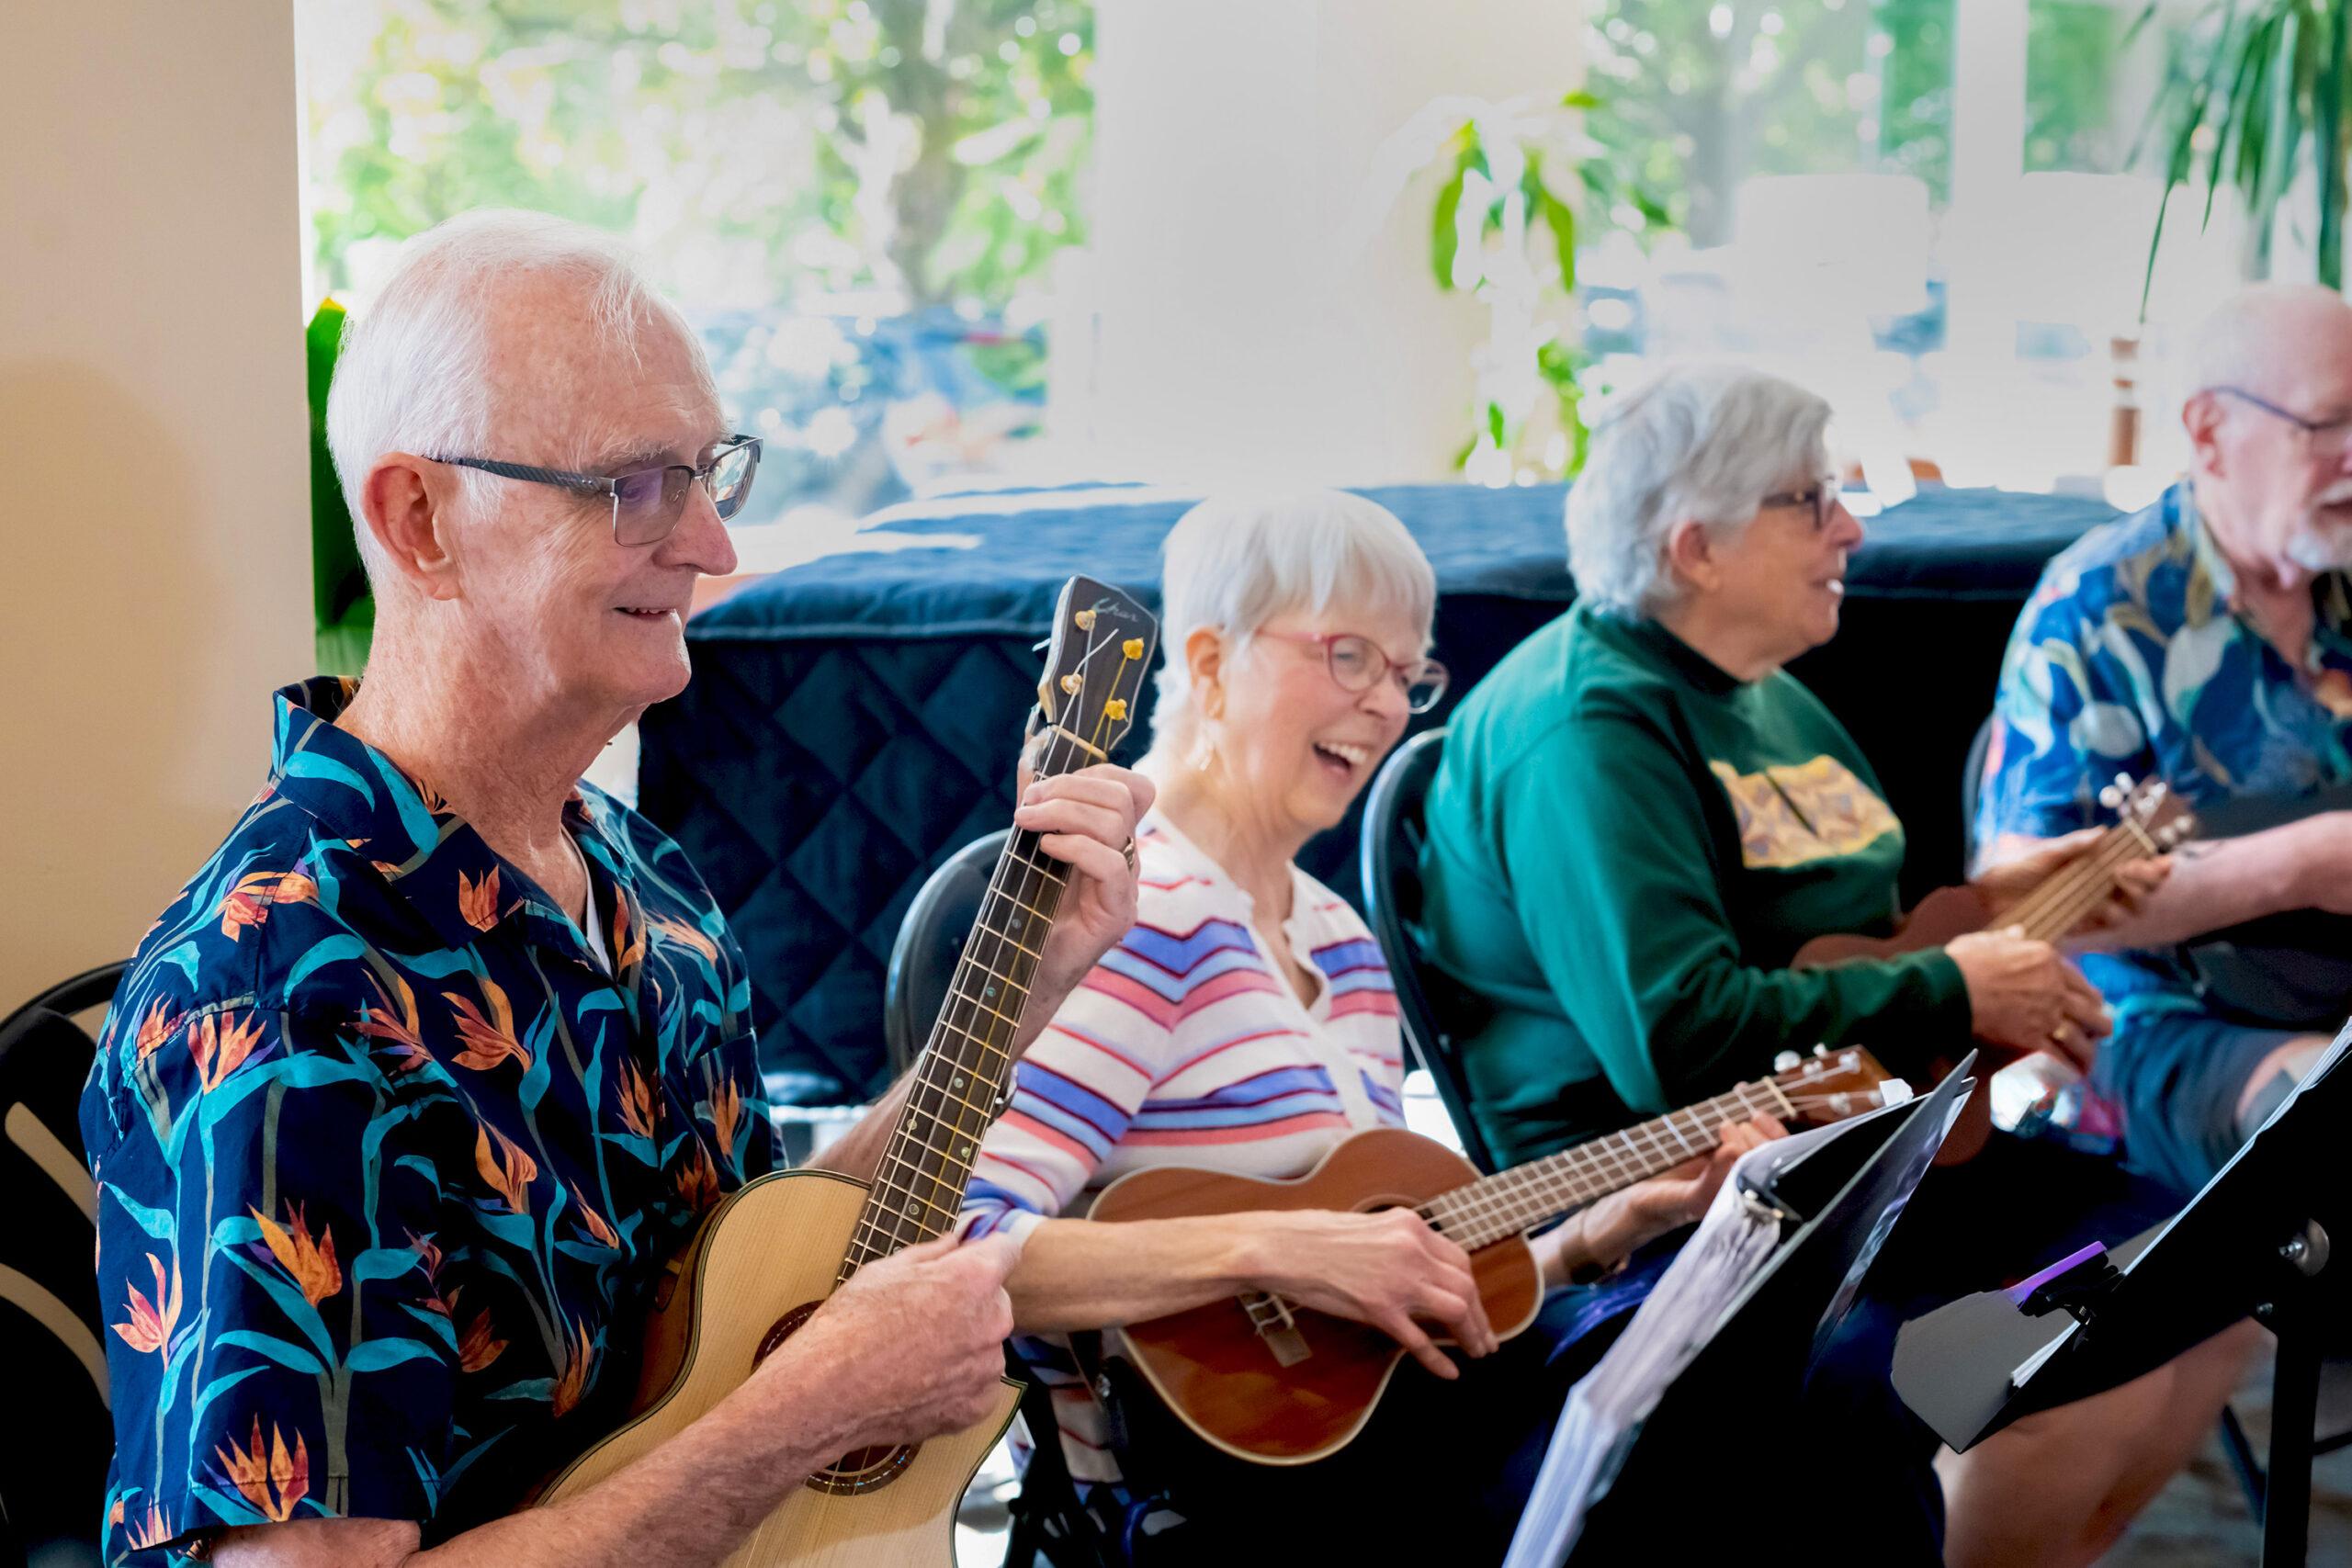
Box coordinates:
[1416,363,2261,1568]
[955,489,1777,1559]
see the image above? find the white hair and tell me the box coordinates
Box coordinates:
[1566,364,1832,617]
[1151,491,1437,744]
[323,209,718,575]
[2188,281,2352,400]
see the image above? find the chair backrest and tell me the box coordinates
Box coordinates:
[1960,710,1996,868]
[0,961,125,1568]
[884,829,1014,1077]
[1359,728,1499,1174]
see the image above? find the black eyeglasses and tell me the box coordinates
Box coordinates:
[1759,475,1843,531]
[2209,387,2352,457]
[431,434,763,546]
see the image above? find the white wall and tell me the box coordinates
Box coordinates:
[0,1,312,1008]
[1081,0,1583,489]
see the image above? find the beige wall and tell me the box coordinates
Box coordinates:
[0,1,312,1009]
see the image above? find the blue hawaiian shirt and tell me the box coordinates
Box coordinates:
[81,678,775,1563]
[1975,482,2352,1019]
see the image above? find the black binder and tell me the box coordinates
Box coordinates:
[1558,1054,1977,1562]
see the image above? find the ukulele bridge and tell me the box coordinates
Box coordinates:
[1240,1291,1311,1366]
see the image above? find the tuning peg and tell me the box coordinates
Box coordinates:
[1813,1043,1829,1056]
[1124,637,1146,660]
[1103,698,1128,720]
[1773,1051,1800,1072]
[2098,780,2123,809]
[1074,609,1098,630]
[1059,673,1082,694]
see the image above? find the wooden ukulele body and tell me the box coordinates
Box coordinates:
[1793,882,1999,1163]
[1086,1126,1541,1465]
[538,1168,1019,1566]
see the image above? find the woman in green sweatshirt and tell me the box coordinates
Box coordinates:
[1421,368,2125,1169]
[1418,364,2249,1568]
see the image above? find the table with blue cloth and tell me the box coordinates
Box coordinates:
[639,481,2119,1102]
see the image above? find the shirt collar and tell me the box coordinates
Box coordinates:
[266,678,642,986]
[1592,604,1743,695]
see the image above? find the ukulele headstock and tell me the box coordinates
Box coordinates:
[1031,576,1159,780]
[2098,773,2196,851]
[1767,1045,1910,1126]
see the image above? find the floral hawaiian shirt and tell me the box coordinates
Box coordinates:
[81,678,775,1563]
[1975,481,2352,1016]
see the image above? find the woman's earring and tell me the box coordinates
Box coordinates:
[1187,728,1216,773]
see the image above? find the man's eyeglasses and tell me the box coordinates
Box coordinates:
[1259,629,1450,713]
[431,434,763,546]
[2209,386,2352,457]
[1759,475,1844,531]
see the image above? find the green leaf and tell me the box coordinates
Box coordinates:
[1487,402,1507,446]
[1560,88,1601,111]
[1430,164,1467,290]
[1537,187,1577,291]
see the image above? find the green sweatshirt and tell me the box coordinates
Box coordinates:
[1418,602,1972,1168]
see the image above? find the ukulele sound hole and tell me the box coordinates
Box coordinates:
[752,1301,922,1496]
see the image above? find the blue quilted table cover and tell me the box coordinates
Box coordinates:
[641,481,2117,1102]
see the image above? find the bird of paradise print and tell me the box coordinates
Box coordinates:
[458,866,503,932]
[189,1010,268,1093]
[109,1251,182,1357]
[444,976,531,1074]
[214,1416,311,1523]
[250,1201,343,1306]
[475,1123,539,1214]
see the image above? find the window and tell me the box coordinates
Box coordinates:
[296,0,1094,533]
[1569,0,2222,495]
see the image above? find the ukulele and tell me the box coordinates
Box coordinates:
[537,576,1157,1566]
[1087,1045,1905,1466]
[1794,774,2194,1164]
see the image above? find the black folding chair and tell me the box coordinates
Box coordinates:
[883,829,1012,1076]
[1960,710,1996,869]
[1358,728,1500,1174]
[0,961,127,1568]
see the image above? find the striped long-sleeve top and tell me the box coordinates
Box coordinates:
[956,812,1407,1486]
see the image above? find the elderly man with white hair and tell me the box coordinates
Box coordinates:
[1977,282,2352,1202]
[80,209,1149,1568]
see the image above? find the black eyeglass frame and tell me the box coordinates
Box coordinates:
[1758,474,1845,531]
[430,434,763,545]
[2208,386,2352,451]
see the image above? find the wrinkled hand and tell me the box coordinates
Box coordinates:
[1013,763,1155,1010]
[1947,927,2110,1070]
[1973,828,2169,938]
[769,1233,1020,1452]
[1253,1208,1498,1381]
[1581,1115,1786,1261]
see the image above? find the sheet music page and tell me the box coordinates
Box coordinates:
[1500,1119,1850,1568]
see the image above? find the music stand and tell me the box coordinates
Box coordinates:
[1894,1021,2352,1566]
[1544,1055,1976,1564]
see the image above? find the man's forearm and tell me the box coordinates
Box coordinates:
[212,1348,859,1568]
[414,1346,857,1568]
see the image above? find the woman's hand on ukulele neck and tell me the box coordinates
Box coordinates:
[1544,1115,1787,1286]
